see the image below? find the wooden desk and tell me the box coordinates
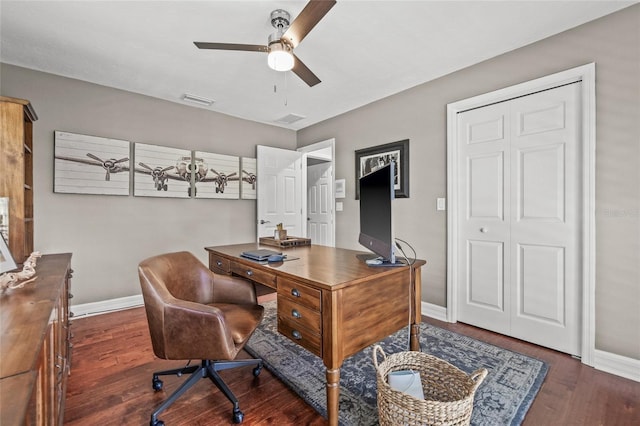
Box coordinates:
[205,244,425,425]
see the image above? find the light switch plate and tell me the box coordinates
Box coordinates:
[437,198,446,211]
[336,201,343,211]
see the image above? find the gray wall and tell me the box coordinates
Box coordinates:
[1,65,296,305]
[297,5,640,359]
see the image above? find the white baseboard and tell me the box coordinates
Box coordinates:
[420,302,639,383]
[593,349,640,382]
[422,301,448,322]
[70,294,143,319]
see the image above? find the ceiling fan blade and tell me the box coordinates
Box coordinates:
[194,42,268,53]
[292,54,321,87]
[282,0,336,48]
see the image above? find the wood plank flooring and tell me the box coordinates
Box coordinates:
[64,295,640,425]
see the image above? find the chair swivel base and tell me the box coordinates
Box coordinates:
[149,358,263,426]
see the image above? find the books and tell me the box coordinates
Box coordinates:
[240,249,282,261]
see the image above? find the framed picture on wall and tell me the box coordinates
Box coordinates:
[133,143,191,198]
[355,139,409,199]
[54,131,131,195]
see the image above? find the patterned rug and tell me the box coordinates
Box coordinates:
[245,300,547,426]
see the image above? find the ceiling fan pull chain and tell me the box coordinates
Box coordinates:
[284,72,288,107]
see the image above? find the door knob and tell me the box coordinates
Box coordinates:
[259,219,270,224]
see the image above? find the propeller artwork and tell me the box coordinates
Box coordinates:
[209,169,238,193]
[85,153,129,181]
[137,162,176,191]
[194,0,336,87]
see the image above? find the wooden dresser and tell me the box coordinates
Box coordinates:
[0,254,73,426]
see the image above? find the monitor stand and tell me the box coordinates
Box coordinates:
[356,253,407,267]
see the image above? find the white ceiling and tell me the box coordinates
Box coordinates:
[0,1,634,130]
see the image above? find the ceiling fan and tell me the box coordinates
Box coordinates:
[194,0,336,87]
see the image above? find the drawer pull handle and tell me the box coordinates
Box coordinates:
[246,270,253,277]
[292,330,302,340]
[216,260,223,267]
[291,288,300,298]
[291,309,301,319]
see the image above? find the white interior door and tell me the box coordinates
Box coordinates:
[457,101,511,335]
[307,161,334,246]
[256,145,303,239]
[457,83,581,355]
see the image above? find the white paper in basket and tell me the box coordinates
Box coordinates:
[388,370,425,399]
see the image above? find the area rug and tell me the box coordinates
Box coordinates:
[245,300,547,425]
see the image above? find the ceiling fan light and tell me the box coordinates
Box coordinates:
[267,42,294,72]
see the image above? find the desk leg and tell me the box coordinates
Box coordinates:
[410,323,421,351]
[410,266,423,351]
[326,367,340,426]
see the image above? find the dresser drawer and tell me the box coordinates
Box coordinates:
[277,277,321,311]
[230,262,277,288]
[278,318,322,357]
[278,296,321,334]
[209,253,231,274]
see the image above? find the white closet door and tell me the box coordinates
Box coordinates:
[509,83,581,355]
[457,101,511,335]
[457,83,581,355]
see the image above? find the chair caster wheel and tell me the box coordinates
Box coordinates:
[150,419,164,426]
[252,364,263,377]
[152,377,163,391]
[232,408,244,424]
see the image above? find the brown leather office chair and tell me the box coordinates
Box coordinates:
[138,251,264,426]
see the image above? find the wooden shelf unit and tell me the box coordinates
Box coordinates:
[0,95,38,263]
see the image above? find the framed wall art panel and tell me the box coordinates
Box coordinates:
[54,131,130,195]
[133,143,191,198]
[355,139,409,199]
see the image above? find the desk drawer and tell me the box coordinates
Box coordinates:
[277,277,321,311]
[230,262,277,288]
[278,319,321,357]
[278,297,321,334]
[209,253,231,274]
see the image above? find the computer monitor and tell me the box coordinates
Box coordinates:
[358,162,402,265]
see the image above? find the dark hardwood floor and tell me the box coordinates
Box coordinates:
[64,294,639,425]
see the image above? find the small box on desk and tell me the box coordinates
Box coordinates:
[259,236,311,248]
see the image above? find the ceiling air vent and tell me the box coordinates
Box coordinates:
[275,113,306,125]
[181,93,215,106]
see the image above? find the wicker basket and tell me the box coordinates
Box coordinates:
[373,345,487,426]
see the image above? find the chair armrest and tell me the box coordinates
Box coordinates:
[163,299,237,360]
[211,273,257,305]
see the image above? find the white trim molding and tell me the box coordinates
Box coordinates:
[446,63,597,366]
[593,350,640,383]
[70,294,143,319]
[421,301,447,322]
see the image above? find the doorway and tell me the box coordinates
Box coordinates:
[298,138,336,247]
[256,139,336,247]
